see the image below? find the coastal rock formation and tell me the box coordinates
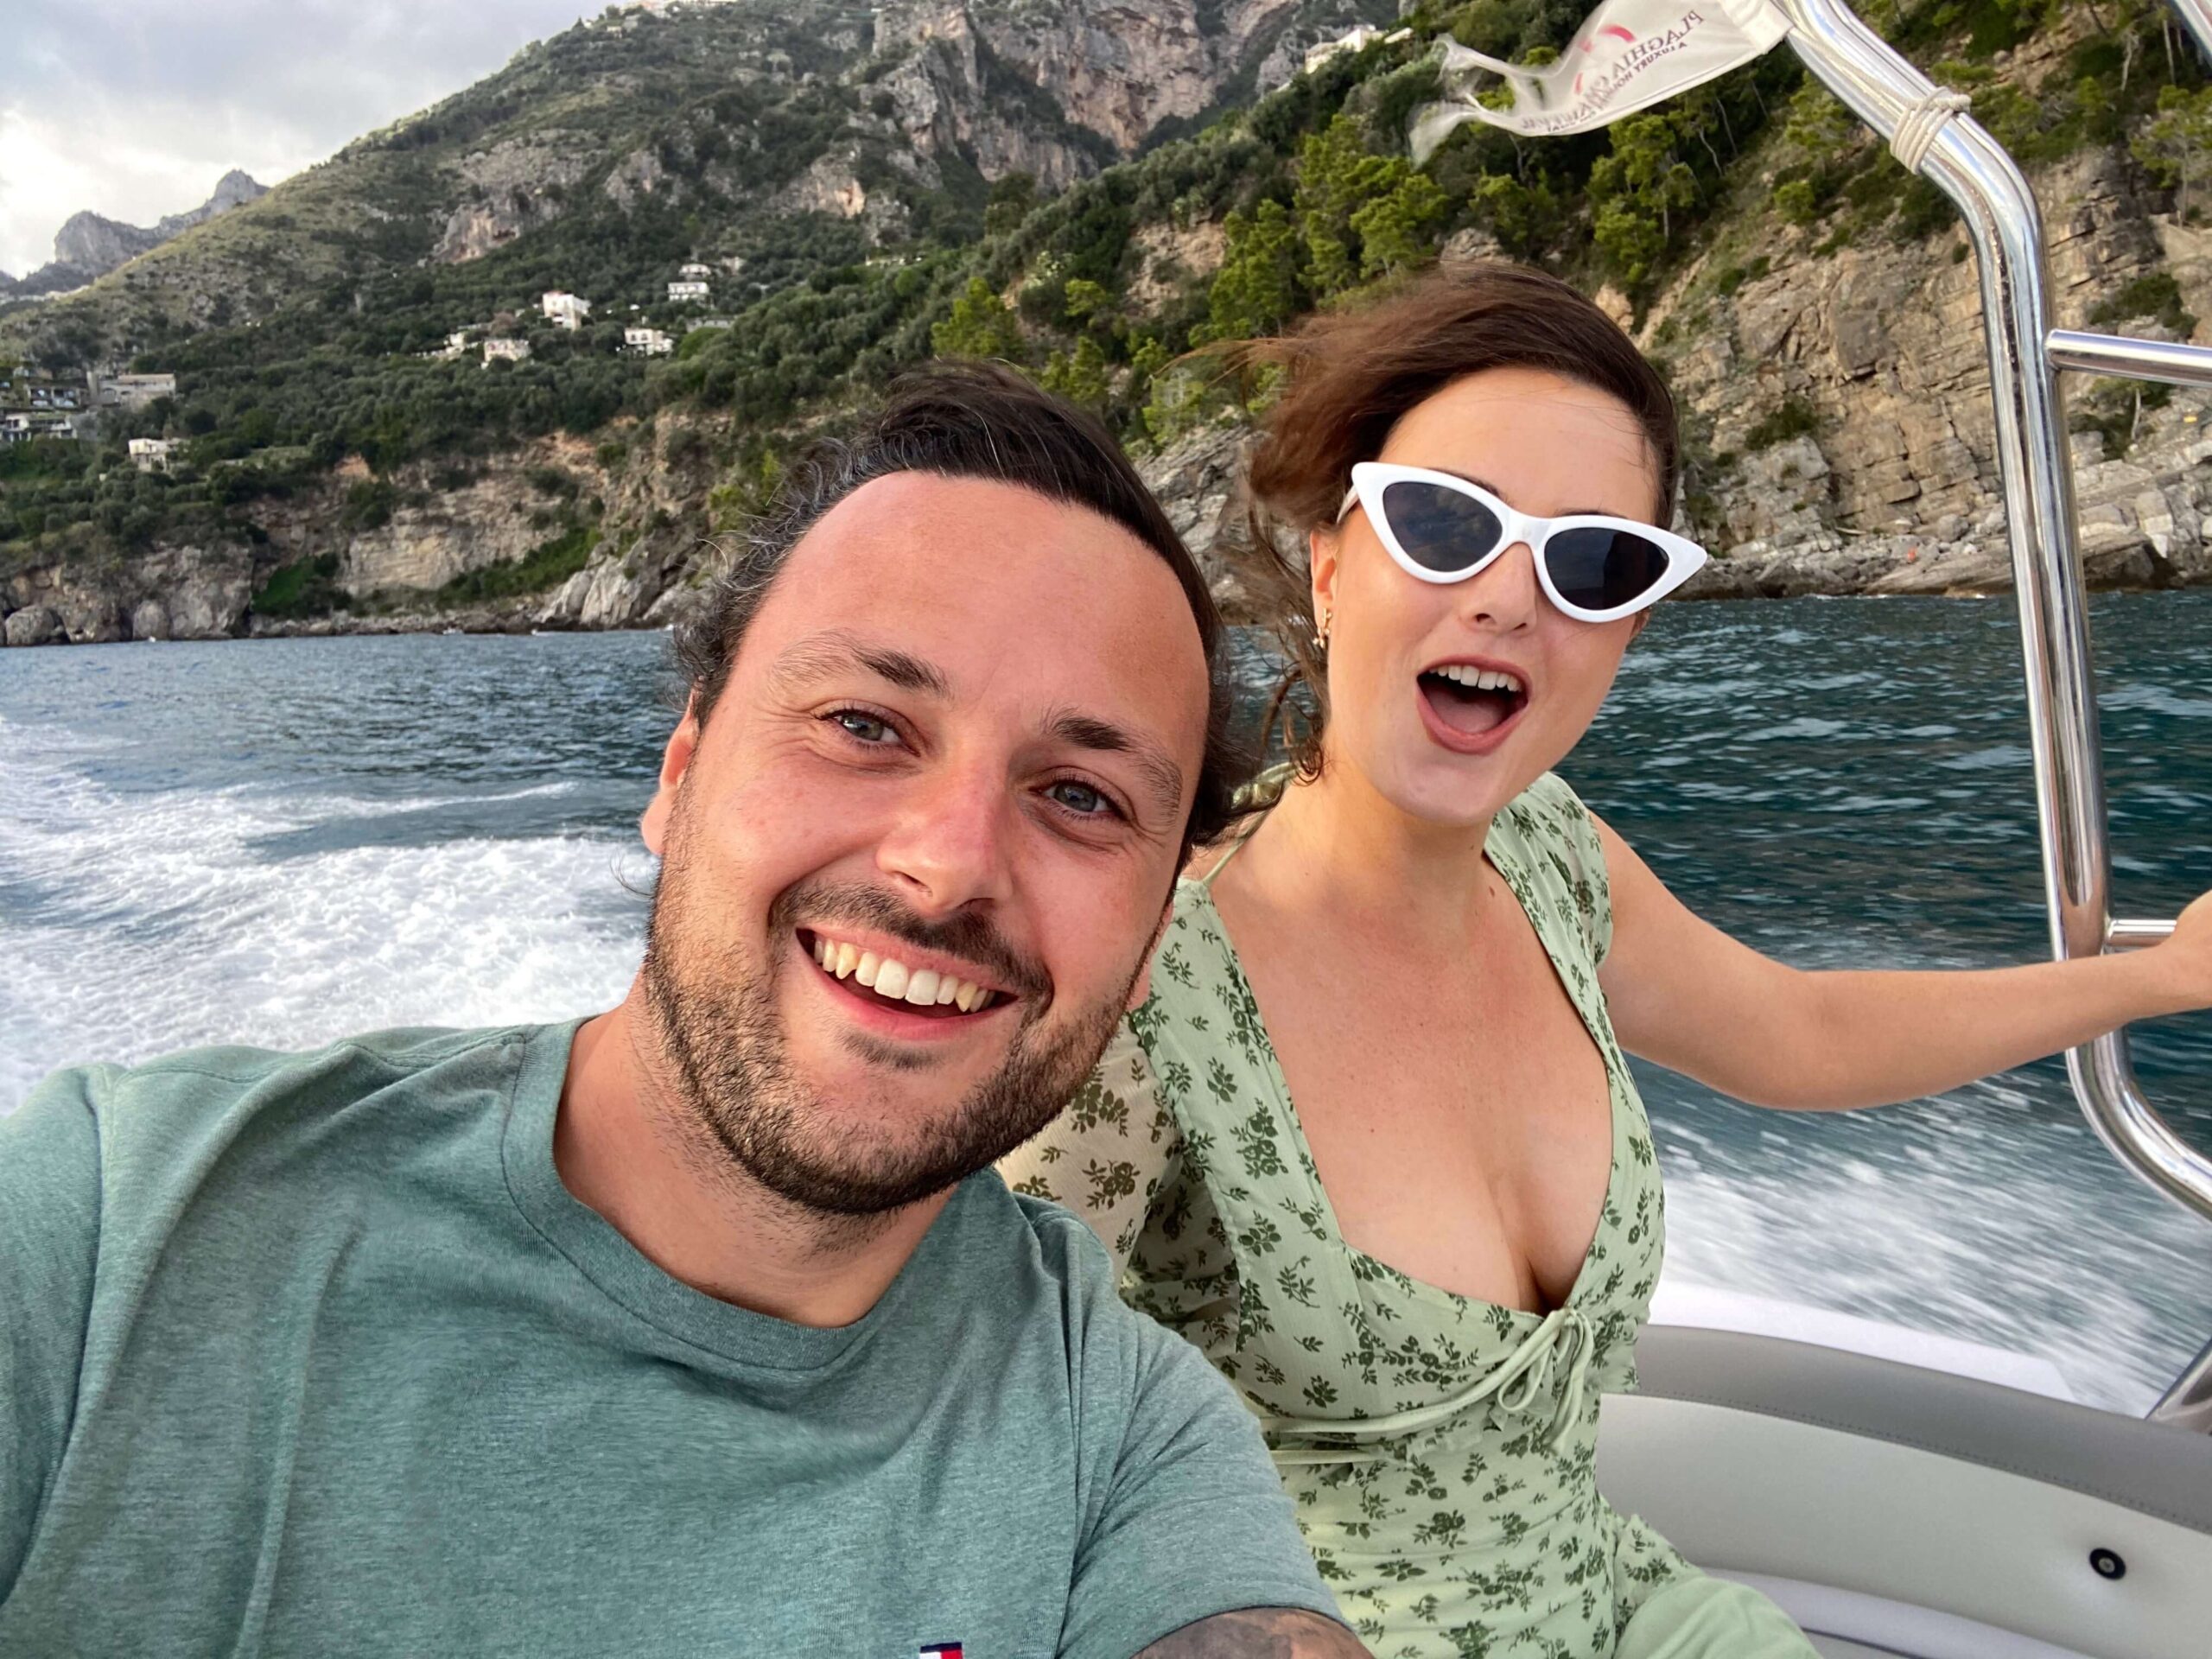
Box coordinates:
[3,606,65,647]
[538,413,735,631]
[1648,142,2212,597]
[1,543,254,645]
[15,7,2212,648]
[254,440,613,596]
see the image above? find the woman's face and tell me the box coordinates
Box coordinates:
[1311,365,1662,830]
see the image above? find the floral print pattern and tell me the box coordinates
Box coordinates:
[1006,773,1702,1656]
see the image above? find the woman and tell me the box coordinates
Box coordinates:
[1002,262,2212,1657]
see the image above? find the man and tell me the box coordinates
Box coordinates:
[0,366,1364,1657]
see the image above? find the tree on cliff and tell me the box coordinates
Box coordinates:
[931,278,1027,363]
[2135,84,2212,219]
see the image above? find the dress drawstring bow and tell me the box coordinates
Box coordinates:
[1265,1305,1595,1467]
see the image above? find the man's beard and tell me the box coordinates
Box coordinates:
[639,849,1137,1219]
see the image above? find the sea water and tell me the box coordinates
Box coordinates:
[3,594,2208,1410]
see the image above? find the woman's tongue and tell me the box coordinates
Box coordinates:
[1421,674,1516,736]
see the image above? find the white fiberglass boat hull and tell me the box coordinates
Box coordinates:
[1598,1326,2212,1659]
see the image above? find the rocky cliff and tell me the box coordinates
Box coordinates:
[1658,145,2212,601]
[5,171,269,302]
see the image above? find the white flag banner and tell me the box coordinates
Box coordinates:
[1410,0,1792,157]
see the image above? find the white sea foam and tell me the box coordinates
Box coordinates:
[1656,1144,2196,1413]
[0,719,645,1115]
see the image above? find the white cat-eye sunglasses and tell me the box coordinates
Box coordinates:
[1338,461,1709,623]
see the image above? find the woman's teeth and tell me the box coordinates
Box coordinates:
[810,935,997,1012]
[1429,664,1525,694]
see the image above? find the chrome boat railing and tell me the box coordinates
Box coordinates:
[1770,0,2212,1427]
[2168,0,2212,68]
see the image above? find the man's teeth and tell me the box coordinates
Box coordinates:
[810,935,996,1011]
[1432,664,1525,694]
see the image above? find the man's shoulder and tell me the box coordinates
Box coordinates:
[955,1174,1142,1331]
[22,1022,562,1179]
[998,1177,1119,1283]
[968,1177,1198,1381]
[64,1022,546,1109]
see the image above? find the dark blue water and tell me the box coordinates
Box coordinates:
[3,595,2209,1409]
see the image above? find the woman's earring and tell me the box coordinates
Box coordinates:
[1313,608,1332,652]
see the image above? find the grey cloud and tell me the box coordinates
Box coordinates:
[0,0,594,276]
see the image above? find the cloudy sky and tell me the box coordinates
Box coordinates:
[0,1,601,277]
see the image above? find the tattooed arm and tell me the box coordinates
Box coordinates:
[1138,1609,1370,1656]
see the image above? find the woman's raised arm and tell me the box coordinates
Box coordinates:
[1592,812,2212,1112]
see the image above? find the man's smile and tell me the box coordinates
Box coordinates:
[800,927,1011,1028]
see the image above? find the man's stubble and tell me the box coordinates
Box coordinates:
[638,788,1141,1219]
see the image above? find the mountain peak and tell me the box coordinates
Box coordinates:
[16,173,270,299]
[155,172,270,239]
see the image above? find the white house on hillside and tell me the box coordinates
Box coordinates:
[1304,24,1408,73]
[624,327,675,356]
[482,337,531,365]
[1,411,79,444]
[129,437,181,474]
[541,290,592,330]
[677,262,713,282]
[668,279,709,302]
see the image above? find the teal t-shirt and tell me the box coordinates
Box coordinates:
[0,1021,1337,1657]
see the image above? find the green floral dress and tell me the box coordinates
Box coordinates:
[1004,772,1812,1658]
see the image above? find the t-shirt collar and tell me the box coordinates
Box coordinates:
[500,1017,982,1374]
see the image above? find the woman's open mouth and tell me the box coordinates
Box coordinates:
[1418,662,1529,743]
[800,929,1005,1021]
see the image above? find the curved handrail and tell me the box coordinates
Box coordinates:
[2170,0,2212,70]
[1771,0,2212,1235]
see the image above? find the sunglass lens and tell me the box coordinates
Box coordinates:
[1545,526,1671,613]
[1378,480,1502,575]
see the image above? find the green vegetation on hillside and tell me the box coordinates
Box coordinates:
[2,0,2202,597]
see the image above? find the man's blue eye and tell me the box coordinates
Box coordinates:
[834,712,895,744]
[1049,781,1110,817]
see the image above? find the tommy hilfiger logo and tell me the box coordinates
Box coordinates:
[918,1645,963,1658]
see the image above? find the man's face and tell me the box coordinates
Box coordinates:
[638,472,1209,1217]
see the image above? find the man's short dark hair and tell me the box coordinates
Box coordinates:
[673,360,1249,861]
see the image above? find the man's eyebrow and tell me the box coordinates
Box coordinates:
[1045,708,1186,820]
[768,630,950,696]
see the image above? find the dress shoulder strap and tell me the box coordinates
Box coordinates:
[1194,762,1294,890]
[1194,820,1261,889]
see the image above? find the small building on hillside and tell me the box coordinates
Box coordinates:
[668,279,710,302]
[129,436,181,474]
[10,372,86,411]
[2,411,80,443]
[677,263,714,282]
[1303,24,1408,73]
[684,315,734,333]
[541,290,592,330]
[623,327,675,356]
[482,337,532,365]
[99,372,178,410]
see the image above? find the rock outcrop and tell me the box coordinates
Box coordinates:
[11,172,268,299]
[432,139,598,264]
[253,437,613,596]
[1,543,256,645]
[1649,136,2212,600]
